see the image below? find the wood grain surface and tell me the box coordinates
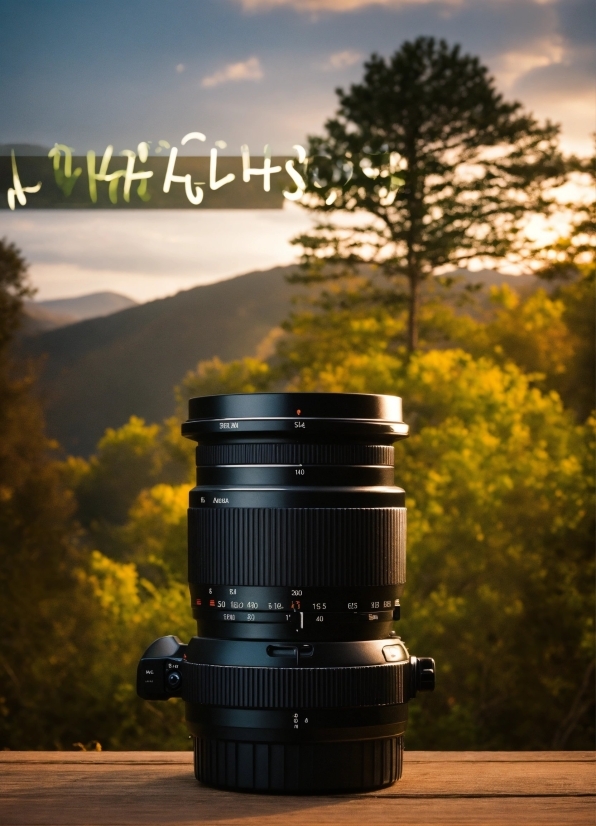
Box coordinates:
[0,751,594,826]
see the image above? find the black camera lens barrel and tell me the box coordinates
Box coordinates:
[186,393,408,644]
[137,393,434,793]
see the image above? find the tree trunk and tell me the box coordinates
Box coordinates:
[407,272,419,353]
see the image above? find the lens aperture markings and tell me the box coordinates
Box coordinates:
[191,585,400,618]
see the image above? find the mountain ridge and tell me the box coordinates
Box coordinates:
[23,265,541,457]
[36,291,138,320]
[23,266,298,455]
[22,291,139,335]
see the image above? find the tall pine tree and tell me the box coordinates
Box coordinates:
[292,37,566,351]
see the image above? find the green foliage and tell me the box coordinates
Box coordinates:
[0,414,193,749]
[178,317,594,749]
[0,43,593,751]
[533,150,595,283]
[178,356,273,399]
[454,279,595,420]
[395,352,594,748]
[118,484,188,585]
[69,551,194,750]
[553,273,595,419]
[0,389,84,749]
[294,37,566,350]
[66,417,165,527]
[64,415,190,556]
[513,153,596,417]
[0,237,34,348]
[0,238,195,749]
[0,241,86,749]
[449,285,573,384]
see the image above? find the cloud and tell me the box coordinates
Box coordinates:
[486,0,595,153]
[201,56,263,88]
[323,50,363,70]
[0,207,312,301]
[235,0,462,10]
[510,48,595,154]
[492,40,564,90]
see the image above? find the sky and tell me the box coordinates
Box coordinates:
[0,0,593,301]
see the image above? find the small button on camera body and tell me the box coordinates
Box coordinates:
[409,655,436,697]
[382,644,406,663]
[166,671,181,690]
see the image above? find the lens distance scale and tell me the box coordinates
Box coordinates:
[191,584,401,638]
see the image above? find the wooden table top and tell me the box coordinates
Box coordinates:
[1,751,594,826]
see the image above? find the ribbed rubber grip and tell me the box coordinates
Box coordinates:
[196,443,394,466]
[182,660,407,708]
[188,507,406,587]
[194,735,403,791]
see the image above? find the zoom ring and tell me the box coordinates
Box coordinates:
[188,507,406,587]
[196,443,394,466]
[182,661,407,708]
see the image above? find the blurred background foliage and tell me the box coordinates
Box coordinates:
[1,238,592,751]
[0,40,593,752]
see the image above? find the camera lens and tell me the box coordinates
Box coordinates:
[137,392,434,792]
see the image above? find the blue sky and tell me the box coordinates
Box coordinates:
[1,0,593,300]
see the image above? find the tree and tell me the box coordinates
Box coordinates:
[178,356,272,400]
[0,241,195,749]
[69,549,194,751]
[529,152,595,419]
[533,149,595,283]
[447,280,594,423]
[292,37,566,352]
[66,417,166,529]
[0,239,33,349]
[63,415,190,559]
[0,239,84,748]
[393,351,594,749]
[118,483,189,585]
[177,315,594,748]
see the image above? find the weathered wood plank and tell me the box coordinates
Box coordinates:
[0,794,594,826]
[1,750,593,763]
[2,759,593,797]
[0,752,594,826]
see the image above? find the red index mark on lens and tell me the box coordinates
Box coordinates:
[196,599,202,606]
[296,409,301,415]
[209,599,215,607]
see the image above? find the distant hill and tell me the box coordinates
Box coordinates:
[23,267,298,455]
[23,265,541,457]
[21,304,78,335]
[22,292,138,336]
[37,292,138,321]
[449,268,538,292]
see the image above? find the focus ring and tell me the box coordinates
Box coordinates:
[194,736,403,791]
[183,661,407,708]
[196,443,394,466]
[188,507,406,587]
